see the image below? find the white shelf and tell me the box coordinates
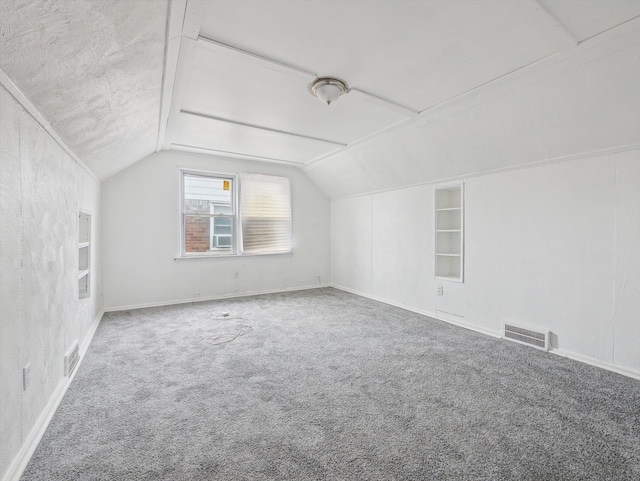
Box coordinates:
[435,184,464,282]
[78,212,91,301]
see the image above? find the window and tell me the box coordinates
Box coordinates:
[182,172,235,255]
[240,173,292,255]
[181,171,292,256]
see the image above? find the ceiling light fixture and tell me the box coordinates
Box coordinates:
[308,77,349,105]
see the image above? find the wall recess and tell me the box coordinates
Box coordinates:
[435,183,464,282]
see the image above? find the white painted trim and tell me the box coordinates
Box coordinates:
[163,36,198,150]
[2,310,104,481]
[170,143,306,166]
[197,35,316,80]
[330,284,640,380]
[330,284,500,338]
[181,0,206,40]
[104,284,329,312]
[79,310,105,360]
[552,349,640,381]
[156,0,187,152]
[1,380,67,481]
[528,0,578,52]
[344,88,418,118]
[0,69,98,182]
[180,110,347,147]
[578,12,640,46]
[327,143,640,202]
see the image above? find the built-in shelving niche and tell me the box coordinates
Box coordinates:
[435,183,464,282]
[78,212,91,301]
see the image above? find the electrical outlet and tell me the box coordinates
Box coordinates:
[23,363,31,391]
[437,285,444,296]
[234,271,239,279]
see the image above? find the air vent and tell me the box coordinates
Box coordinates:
[503,323,549,351]
[64,340,80,377]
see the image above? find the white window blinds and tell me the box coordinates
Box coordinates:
[240,174,292,254]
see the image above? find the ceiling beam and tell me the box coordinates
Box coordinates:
[197,35,316,80]
[156,0,188,152]
[180,110,347,147]
[182,0,206,40]
[350,89,418,118]
[161,0,208,150]
[163,36,199,150]
[170,143,306,165]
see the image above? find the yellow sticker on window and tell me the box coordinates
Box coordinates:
[223,180,230,191]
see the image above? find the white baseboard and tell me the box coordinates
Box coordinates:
[2,310,104,481]
[330,284,501,339]
[552,348,640,381]
[330,284,640,380]
[104,284,329,312]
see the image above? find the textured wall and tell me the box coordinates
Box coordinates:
[0,84,102,480]
[0,0,168,180]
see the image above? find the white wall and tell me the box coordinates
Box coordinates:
[102,150,330,310]
[0,84,102,480]
[330,152,640,377]
[316,28,640,378]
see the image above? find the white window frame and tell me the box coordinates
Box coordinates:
[180,170,237,257]
[179,169,293,258]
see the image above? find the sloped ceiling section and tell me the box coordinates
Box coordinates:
[0,0,168,180]
[303,30,640,199]
[164,0,640,179]
[1,0,638,183]
[163,0,565,164]
[301,3,640,199]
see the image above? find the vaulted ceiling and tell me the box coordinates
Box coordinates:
[1,0,639,181]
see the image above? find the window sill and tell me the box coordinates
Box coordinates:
[174,251,293,260]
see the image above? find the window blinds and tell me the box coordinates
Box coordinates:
[240,174,292,254]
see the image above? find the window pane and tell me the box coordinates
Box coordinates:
[213,216,232,235]
[182,172,235,255]
[185,215,212,253]
[184,175,232,215]
[185,214,233,254]
[240,174,292,254]
[213,204,232,214]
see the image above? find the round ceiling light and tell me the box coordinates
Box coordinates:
[308,77,349,105]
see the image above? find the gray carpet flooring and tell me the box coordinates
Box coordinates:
[21,288,640,480]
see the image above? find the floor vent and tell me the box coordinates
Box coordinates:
[64,341,80,377]
[503,323,549,351]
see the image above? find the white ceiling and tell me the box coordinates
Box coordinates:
[0,0,168,180]
[165,0,640,168]
[0,0,639,179]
